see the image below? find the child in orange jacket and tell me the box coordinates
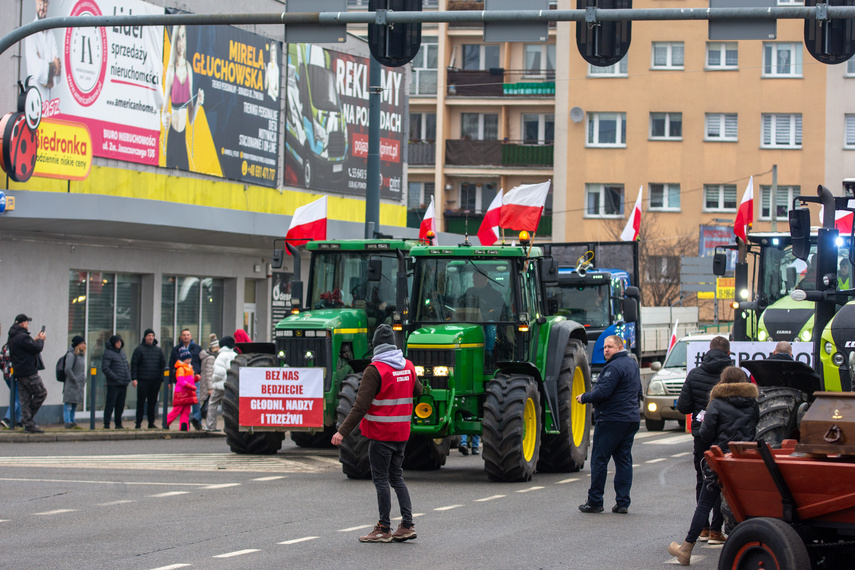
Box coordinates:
[167,347,199,431]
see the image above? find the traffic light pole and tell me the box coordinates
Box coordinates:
[365,56,381,239]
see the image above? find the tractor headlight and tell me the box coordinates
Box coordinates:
[305,350,314,360]
[414,366,425,377]
[800,330,812,342]
[433,366,450,377]
[758,330,768,341]
[833,352,846,367]
[826,342,835,355]
[647,380,666,396]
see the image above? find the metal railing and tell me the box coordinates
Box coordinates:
[409,141,436,165]
[447,69,556,97]
[444,139,554,167]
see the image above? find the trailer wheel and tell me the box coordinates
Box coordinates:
[644,417,665,432]
[718,517,810,570]
[290,426,337,448]
[222,354,285,455]
[757,387,803,447]
[336,373,372,479]
[402,435,452,470]
[483,374,541,482]
[538,340,591,472]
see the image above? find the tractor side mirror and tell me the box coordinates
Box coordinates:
[625,286,640,298]
[623,297,638,324]
[368,259,382,282]
[271,249,284,270]
[789,208,811,261]
[541,256,559,286]
[712,253,727,276]
[290,281,303,309]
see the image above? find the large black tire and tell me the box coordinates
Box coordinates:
[539,340,592,472]
[482,374,542,482]
[645,417,665,432]
[222,353,285,455]
[756,387,803,447]
[402,435,452,470]
[718,517,810,570]
[336,373,372,479]
[290,425,337,448]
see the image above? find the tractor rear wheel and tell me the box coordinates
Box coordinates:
[756,387,803,447]
[402,435,452,470]
[539,340,591,472]
[483,374,542,482]
[335,373,372,479]
[222,354,285,455]
[290,426,336,448]
[718,517,810,570]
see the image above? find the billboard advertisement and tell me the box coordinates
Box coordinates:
[699,225,737,272]
[284,44,404,200]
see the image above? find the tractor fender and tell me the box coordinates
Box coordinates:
[543,320,588,424]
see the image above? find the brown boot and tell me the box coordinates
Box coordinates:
[668,541,694,566]
[708,530,727,544]
[391,523,417,542]
[358,523,392,543]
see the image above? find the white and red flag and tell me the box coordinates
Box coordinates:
[819,205,854,233]
[477,189,504,246]
[499,181,551,233]
[734,176,754,242]
[419,196,438,244]
[620,185,643,241]
[666,319,680,359]
[285,196,327,251]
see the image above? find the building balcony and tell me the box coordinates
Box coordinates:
[409,141,437,166]
[348,0,438,8]
[444,209,553,237]
[447,69,556,97]
[445,139,554,167]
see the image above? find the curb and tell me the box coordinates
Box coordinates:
[0,428,226,443]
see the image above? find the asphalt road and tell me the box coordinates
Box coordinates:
[0,424,725,570]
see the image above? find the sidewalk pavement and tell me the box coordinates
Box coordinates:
[0,423,226,443]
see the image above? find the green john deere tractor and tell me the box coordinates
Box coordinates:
[222,239,411,455]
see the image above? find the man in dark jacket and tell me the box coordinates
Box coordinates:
[131,329,167,429]
[767,341,793,361]
[168,329,203,430]
[102,335,131,429]
[577,335,643,514]
[7,314,47,433]
[676,335,733,542]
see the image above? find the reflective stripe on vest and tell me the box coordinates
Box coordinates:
[360,360,415,442]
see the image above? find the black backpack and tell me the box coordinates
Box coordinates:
[56,352,76,383]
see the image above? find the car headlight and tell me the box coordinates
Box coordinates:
[826,342,835,355]
[433,366,451,377]
[833,352,846,367]
[647,380,666,396]
[415,366,425,377]
[801,329,812,342]
[758,330,768,341]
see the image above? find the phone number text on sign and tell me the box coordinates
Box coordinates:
[238,367,323,428]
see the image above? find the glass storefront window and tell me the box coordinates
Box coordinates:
[201,278,225,341]
[177,276,201,342]
[87,272,115,410]
[161,276,176,359]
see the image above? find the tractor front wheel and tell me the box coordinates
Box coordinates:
[402,435,452,470]
[718,517,810,570]
[335,373,372,479]
[756,387,803,447]
[222,354,285,455]
[483,374,541,482]
[290,426,337,448]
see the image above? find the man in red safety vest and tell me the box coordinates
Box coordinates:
[332,324,423,543]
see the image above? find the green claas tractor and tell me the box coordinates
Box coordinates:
[222,239,411,455]
[336,236,594,482]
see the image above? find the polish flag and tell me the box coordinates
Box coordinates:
[285,196,327,251]
[620,185,643,241]
[819,205,854,233]
[666,319,679,359]
[734,176,754,242]
[499,181,551,233]
[477,189,504,246]
[419,196,438,244]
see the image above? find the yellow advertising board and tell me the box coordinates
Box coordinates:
[717,277,735,300]
[34,119,93,181]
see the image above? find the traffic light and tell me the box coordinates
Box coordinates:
[368,0,422,68]
[576,0,632,68]
[804,0,855,64]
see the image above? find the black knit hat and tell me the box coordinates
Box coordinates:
[219,336,236,349]
[71,335,85,348]
[143,328,156,338]
[372,324,396,347]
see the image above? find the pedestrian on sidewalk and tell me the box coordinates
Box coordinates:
[332,324,422,543]
[131,329,167,429]
[167,347,199,431]
[168,329,202,430]
[62,336,86,429]
[6,314,47,433]
[577,335,643,515]
[676,335,733,542]
[198,334,218,422]
[668,366,759,565]
[0,337,22,429]
[206,336,236,432]
[102,335,131,429]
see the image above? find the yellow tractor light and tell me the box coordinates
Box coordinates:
[392,323,403,331]
[291,307,300,315]
[415,402,433,419]
[519,231,531,246]
[433,366,450,376]
[730,301,739,309]
[518,324,530,333]
[415,365,425,377]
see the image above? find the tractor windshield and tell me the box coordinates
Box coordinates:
[547,282,611,328]
[309,252,399,322]
[414,258,515,323]
[760,242,819,302]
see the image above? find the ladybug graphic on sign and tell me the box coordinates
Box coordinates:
[0,78,40,183]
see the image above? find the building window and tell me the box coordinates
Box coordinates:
[846,115,855,149]
[706,42,738,69]
[588,56,628,77]
[461,113,498,140]
[585,183,624,217]
[763,42,802,77]
[776,0,803,5]
[760,185,799,220]
[587,112,626,147]
[650,112,682,140]
[761,113,802,148]
[522,113,555,144]
[705,113,738,142]
[652,42,684,69]
[161,275,225,360]
[649,183,681,211]
[524,44,555,78]
[462,44,500,70]
[410,39,438,96]
[408,181,435,209]
[409,112,436,141]
[458,181,497,213]
[704,184,738,212]
[847,58,855,77]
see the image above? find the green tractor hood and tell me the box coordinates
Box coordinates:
[277,308,367,332]
[408,324,485,347]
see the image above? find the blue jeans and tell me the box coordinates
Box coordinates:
[587,420,639,508]
[369,439,413,529]
[3,377,21,422]
[63,403,77,424]
[460,434,480,448]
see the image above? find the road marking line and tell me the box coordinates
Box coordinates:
[0,477,202,486]
[200,483,241,489]
[392,513,424,520]
[555,478,579,484]
[149,565,191,570]
[150,491,190,498]
[634,431,666,439]
[516,486,544,493]
[434,504,463,511]
[97,500,136,506]
[279,536,319,545]
[306,455,342,466]
[0,519,10,522]
[632,464,640,468]
[646,458,667,464]
[672,451,692,458]
[214,549,261,558]
[643,434,693,445]
[474,495,506,502]
[338,524,374,532]
[252,476,287,481]
[33,509,78,516]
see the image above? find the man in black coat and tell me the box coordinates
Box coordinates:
[6,314,47,433]
[767,341,794,361]
[168,329,203,430]
[676,335,733,542]
[131,328,167,429]
[102,335,131,429]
